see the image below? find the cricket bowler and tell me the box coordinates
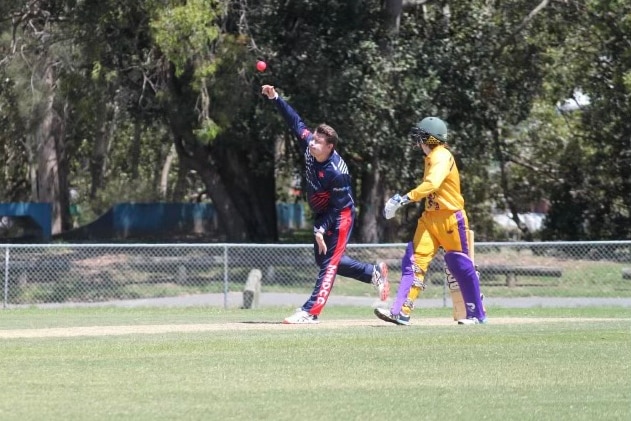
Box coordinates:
[261,85,389,324]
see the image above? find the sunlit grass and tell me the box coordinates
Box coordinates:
[0,306,629,420]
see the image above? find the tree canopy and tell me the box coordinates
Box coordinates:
[1,0,629,242]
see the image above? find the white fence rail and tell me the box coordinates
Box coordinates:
[2,241,631,309]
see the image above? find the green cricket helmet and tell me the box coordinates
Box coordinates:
[410,117,448,145]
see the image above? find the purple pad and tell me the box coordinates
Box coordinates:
[391,242,416,315]
[443,252,485,320]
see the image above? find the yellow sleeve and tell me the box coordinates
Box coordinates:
[406,150,451,202]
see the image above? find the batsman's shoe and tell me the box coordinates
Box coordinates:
[374,308,410,326]
[457,317,487,325]
[283,310,319,324]
[371,262,390,301]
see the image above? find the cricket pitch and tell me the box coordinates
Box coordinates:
[0,317,624,339]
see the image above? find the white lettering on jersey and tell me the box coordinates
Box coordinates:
[315,264,337,305]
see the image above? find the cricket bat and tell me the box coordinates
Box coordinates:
[447,229,476,321]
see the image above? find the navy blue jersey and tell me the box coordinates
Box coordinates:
[274,96,355,233]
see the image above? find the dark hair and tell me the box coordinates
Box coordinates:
[314,124,338,148]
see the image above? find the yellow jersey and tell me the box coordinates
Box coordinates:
[406,145,464,211]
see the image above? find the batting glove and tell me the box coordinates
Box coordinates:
[384,194,410,219]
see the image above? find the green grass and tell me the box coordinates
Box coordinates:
[0,307,630,421]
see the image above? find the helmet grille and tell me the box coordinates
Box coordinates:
[410,127,442,146]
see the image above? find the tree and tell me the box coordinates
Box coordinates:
[6,0,279,241]
[540,0,631,240]
[2,0,628,243]
[150,0,278,241]
[247,0,439,242]
[1,0,74,233]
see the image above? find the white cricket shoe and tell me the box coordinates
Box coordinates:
[283,310,319,324]
[371,262,390,301]
[457,317,487,325]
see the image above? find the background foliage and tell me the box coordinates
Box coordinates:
[0,0,629,242]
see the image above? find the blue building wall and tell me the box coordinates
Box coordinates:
[2,202,307,242]
[0,203,52,241]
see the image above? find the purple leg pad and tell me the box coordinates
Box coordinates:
[391,242,415,315]
[443,252,486,320]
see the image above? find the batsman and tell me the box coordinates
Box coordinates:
[374,117,487,325]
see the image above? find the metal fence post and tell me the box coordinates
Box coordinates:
[223,244,229,310]
[3,246,9,309]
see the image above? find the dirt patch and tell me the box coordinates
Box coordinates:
[0,317,625,339]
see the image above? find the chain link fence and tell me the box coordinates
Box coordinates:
[2,241,631,309]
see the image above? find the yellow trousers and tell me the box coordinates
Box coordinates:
[393,209,471,316]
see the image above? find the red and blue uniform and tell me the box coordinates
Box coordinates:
[274,96,374,315]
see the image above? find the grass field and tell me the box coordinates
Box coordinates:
[1,306,630,420]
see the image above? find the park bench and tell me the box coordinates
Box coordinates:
[383,259,562,288]
[476,264,562,287]
[3,257,72,284]
[122,252,316,286]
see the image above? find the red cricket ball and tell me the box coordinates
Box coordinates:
[256,60,267,72]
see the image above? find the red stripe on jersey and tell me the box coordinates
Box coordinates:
[333,208,352,260]
[310,192,330,213]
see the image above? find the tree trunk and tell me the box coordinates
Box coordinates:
[89,95,119,199]
[176,144,248,241]
[165,81,248,240]
[492,123,532,241]
[130,117,142,180]
[361,0,404,242]
[160,144,176,199]
[213,137,278,242]
[384,0,403,34]
[172,152,188,202]
[33,58,69,234]
[357,158,383,243]
[164,67,277,242]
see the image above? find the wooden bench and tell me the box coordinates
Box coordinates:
[477,265,562,287]
[112,254,566,289]
[124,253,315,285]
[5,258,72,284]
[384,259,562,288]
